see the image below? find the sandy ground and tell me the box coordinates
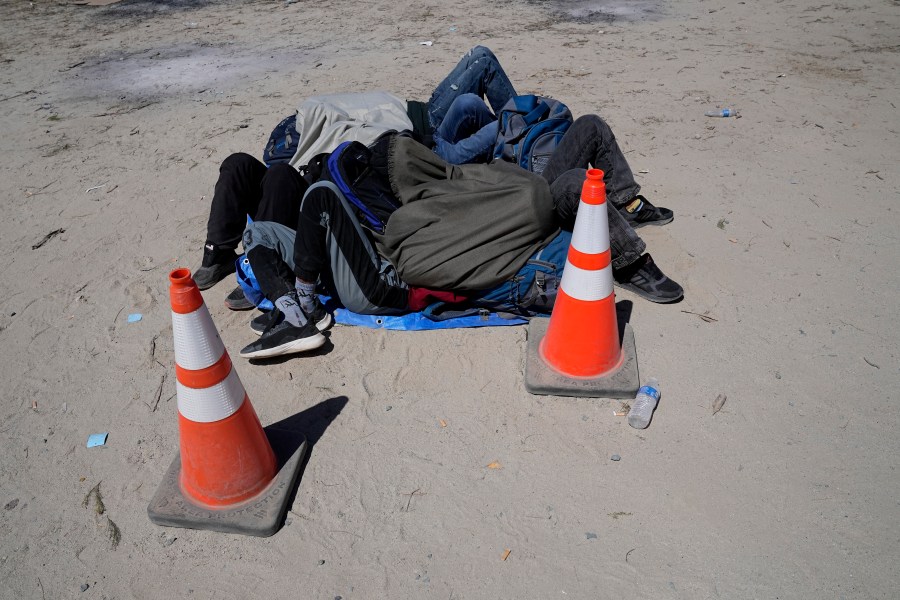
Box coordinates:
[1,0,898,598]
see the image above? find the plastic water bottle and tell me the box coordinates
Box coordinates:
[704,108,738,117]
[627,377,660,429]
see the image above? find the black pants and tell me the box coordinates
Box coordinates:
[205,153,308,248]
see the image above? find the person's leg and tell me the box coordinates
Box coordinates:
[432,93,500,164]
[204,160,307,302]
[547,168,682,303]
[254,163,308,227]
[427,46,517,130]
[194,153,268,289]
[242,222,299,300]
[294,185,410,315]
[205,153,268,248]
[543,115,674,227]
[242,220,332,323]
[238,221,329,359]
[542,115,640,209]
[547,169,645,270]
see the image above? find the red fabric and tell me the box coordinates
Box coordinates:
[407,287,468,312]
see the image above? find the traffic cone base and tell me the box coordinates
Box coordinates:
[524,317,640,399]
[148,428,307,537]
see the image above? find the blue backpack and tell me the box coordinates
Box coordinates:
[493,95,573,175]
[263,114,299,166]
[325,140,399,234]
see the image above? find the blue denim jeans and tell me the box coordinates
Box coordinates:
[432,94,499,164]
[428,46,516,164]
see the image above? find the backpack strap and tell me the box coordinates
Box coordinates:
[522,100,552,126]
[301,180,381,267]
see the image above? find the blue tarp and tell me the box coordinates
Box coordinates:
[320,296,535,330]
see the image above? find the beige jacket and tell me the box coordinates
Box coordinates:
[287,91,414,170]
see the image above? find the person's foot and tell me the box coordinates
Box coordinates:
[224,285,255,311]
[304,298,334,332]
[249,310,283,335]
[239,317,326,359]
[193,243,238,290]
[249,301,332,336]
[621,195,674,228]
[613,254,683,303]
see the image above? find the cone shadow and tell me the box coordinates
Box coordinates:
[267,395,349,468]
[265,396,349,523]
[615,299,633,346]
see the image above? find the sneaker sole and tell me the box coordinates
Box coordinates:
[239,332,326,359]
[615,281,683,304]
[630,215,674,229]
[315,311,334,332]
[250,312,333,336]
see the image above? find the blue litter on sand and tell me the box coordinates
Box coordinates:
[87,433,108,448]
[127,313,142,323]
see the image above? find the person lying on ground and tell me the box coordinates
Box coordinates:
[192,45,681,332]
[193,46,517,300]
[238,132,562,359]
[237,130,679,359]
[202,103,682,316]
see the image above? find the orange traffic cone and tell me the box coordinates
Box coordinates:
[524,169,640,397]
[148,268,307,536]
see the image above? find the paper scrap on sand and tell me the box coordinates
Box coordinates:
[487,461,502,470]
[712,394,727,415]
[87,433,108,448]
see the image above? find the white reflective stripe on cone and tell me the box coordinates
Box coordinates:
[571,201,610,255]
[176,366,246,423]
[172,308,226,371]
[560,263,614,302]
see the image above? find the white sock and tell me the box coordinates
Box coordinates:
[294,279,318,314]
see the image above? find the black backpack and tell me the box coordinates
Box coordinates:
[321,139,399,234]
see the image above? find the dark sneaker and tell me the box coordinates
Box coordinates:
[239,319,326,359]
[224,285,255,311]
[249,302,332,336]
[249,310,284,336]
[621,195,674,228]
[613,254,683,303]
[304,298,334,332]
[193,243,237,290]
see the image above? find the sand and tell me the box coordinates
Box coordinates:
[1,0,898,598]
